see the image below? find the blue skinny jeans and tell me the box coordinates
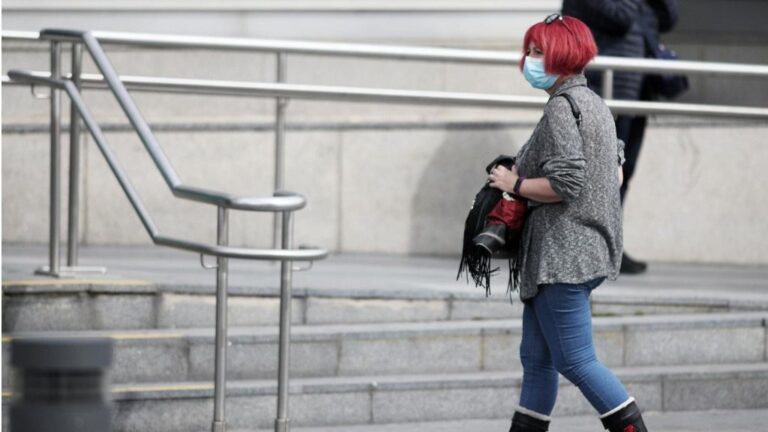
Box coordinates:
[518,278,629,416]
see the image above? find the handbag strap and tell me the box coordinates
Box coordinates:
[557,92,582,128]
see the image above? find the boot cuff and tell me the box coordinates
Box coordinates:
[599,397,636,419]
[515,406,551,422]
[600,398,643,431]
[512,407,550,431]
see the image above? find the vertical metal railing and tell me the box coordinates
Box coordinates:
[273,52,288,250]
[212,206,230,432]
[15,30,322,432]
[275,210,294,432]
[40,41,62,277]
[9,67,326,432]
[37,40,106,277]
[602,69,614,100]
[67,42,83,267]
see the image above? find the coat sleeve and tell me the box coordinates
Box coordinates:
[570,0,643,36]
[540,98,587,202]
[649,0,679,33]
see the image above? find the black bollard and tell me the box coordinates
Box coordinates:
[10,337,114,432]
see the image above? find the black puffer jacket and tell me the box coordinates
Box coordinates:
[562,0,678,100]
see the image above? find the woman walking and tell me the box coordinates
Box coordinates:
[487,14,647,432]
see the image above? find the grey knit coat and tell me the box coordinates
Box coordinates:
[515,75,624,301]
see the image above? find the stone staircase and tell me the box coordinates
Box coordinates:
[4,270,768,432]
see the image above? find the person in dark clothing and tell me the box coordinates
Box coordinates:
[562,0,679,274]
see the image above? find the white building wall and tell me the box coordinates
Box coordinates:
[2,1,559,44]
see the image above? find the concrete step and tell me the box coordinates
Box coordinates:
[5,278,768,332]
[4,313,767,385]
[27,363,768,431]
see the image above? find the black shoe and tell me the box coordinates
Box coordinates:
[509,410,549,432]
[620,253,647,274]
[600,400,648,432]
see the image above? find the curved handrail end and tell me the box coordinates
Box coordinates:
[154,235,328,261]
[173,185,306,212]
[39,29,87,42]
[231,193,306,212]
[7,70,65,90]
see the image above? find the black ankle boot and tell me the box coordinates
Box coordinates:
[509,411,549,432]
[600,400,648,432]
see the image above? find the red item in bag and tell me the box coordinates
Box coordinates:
[486,194,527,231]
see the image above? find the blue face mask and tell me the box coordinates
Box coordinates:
[523,57,559,90]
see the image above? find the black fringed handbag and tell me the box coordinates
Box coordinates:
[457,155,528,297]
[458,93,581,297]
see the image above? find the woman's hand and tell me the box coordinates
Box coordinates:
[488,165,519,193]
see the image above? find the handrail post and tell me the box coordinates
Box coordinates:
[602,68,614,100]
[273,52,288,249]
[275,210,294,432]
[67,42,83,267]
[212,206,230,432]
[37,41,62,277]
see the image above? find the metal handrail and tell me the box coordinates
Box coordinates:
[40,30,305,213]
[5,29,768,78]
[6,30,326,432]
[7,70,327,262]
[5,71,768,119]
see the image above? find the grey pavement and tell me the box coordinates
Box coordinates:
[287,410,768,432]
[3,244,768,302]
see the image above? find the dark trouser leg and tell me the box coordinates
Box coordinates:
[616,114,647,203]
[616,114,649,273]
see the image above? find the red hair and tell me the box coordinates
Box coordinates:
[520,15,597,75]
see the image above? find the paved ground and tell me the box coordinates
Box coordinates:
[288,409,768,432]
[3,244,768,302]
